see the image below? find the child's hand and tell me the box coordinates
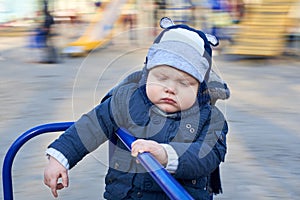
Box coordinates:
[131,139,168,166]
[44,156,69,198]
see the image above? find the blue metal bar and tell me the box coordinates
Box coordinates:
[2,122,74,200]
[3,123,193,200]
[116,128,194,200]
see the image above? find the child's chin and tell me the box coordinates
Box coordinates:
[158,105,180,113]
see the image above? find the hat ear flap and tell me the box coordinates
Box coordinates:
[205,33,219,47]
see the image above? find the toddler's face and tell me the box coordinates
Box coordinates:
[146,65,199,113]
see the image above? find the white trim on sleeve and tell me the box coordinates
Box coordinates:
[46,148,70,170]
[161,144,179,173]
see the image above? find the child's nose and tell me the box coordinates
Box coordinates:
[164,84,176,94]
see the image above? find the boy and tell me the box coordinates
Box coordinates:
[44,18,229,200]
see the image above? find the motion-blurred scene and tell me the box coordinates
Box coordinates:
[1,0,299,200]
[1,0,299,58]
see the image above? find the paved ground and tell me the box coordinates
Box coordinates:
[0,26,300,200]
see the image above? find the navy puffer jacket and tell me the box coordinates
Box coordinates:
[49,71,228,200]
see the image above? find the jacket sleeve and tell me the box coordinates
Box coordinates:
[170,106,228,180]
[48,97,118,169]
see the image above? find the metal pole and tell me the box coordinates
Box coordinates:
[3,123,193,200]
[2,122,73,200]
[116,128,194,200]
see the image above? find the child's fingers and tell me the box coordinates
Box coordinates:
[131,139,159,156]
[131,139,145,157]
[43,173,58,197]
[61,171,69,187]
[44,172,67,198]
[131,148,144,157]
[51,188,58,198]
[56,183,65,190]
[49,179,59,198]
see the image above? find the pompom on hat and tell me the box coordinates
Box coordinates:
[146,17,219,83]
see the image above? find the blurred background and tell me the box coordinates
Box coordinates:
[1,0,300,200]
[0,0,299,57]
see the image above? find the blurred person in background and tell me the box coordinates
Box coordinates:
[42,0,54,47]
[34,0,58,63]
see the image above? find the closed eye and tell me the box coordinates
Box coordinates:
[156,74,168,81]
[179,81,189,86]
[178,78,198,87]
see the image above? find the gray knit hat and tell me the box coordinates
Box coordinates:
[146,18,218,83]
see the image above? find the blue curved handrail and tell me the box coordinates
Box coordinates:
[2,122,74,200]
[2,123,193,200]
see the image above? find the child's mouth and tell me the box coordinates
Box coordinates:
[161,98,176,104]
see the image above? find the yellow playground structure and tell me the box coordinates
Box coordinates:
[62,0,128,55]
[225,0,299,56]
[60,0,299,57]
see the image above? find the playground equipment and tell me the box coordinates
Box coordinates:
[153,0,196,25]
[62,0,128,55]
[224,0,298,56]
[2,122,194,200]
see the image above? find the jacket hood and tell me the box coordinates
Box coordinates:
[102,69,230,110]
[207,70,230,105]
[138,68,230,105]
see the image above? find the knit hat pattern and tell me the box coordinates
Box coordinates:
[146,21,217,83]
